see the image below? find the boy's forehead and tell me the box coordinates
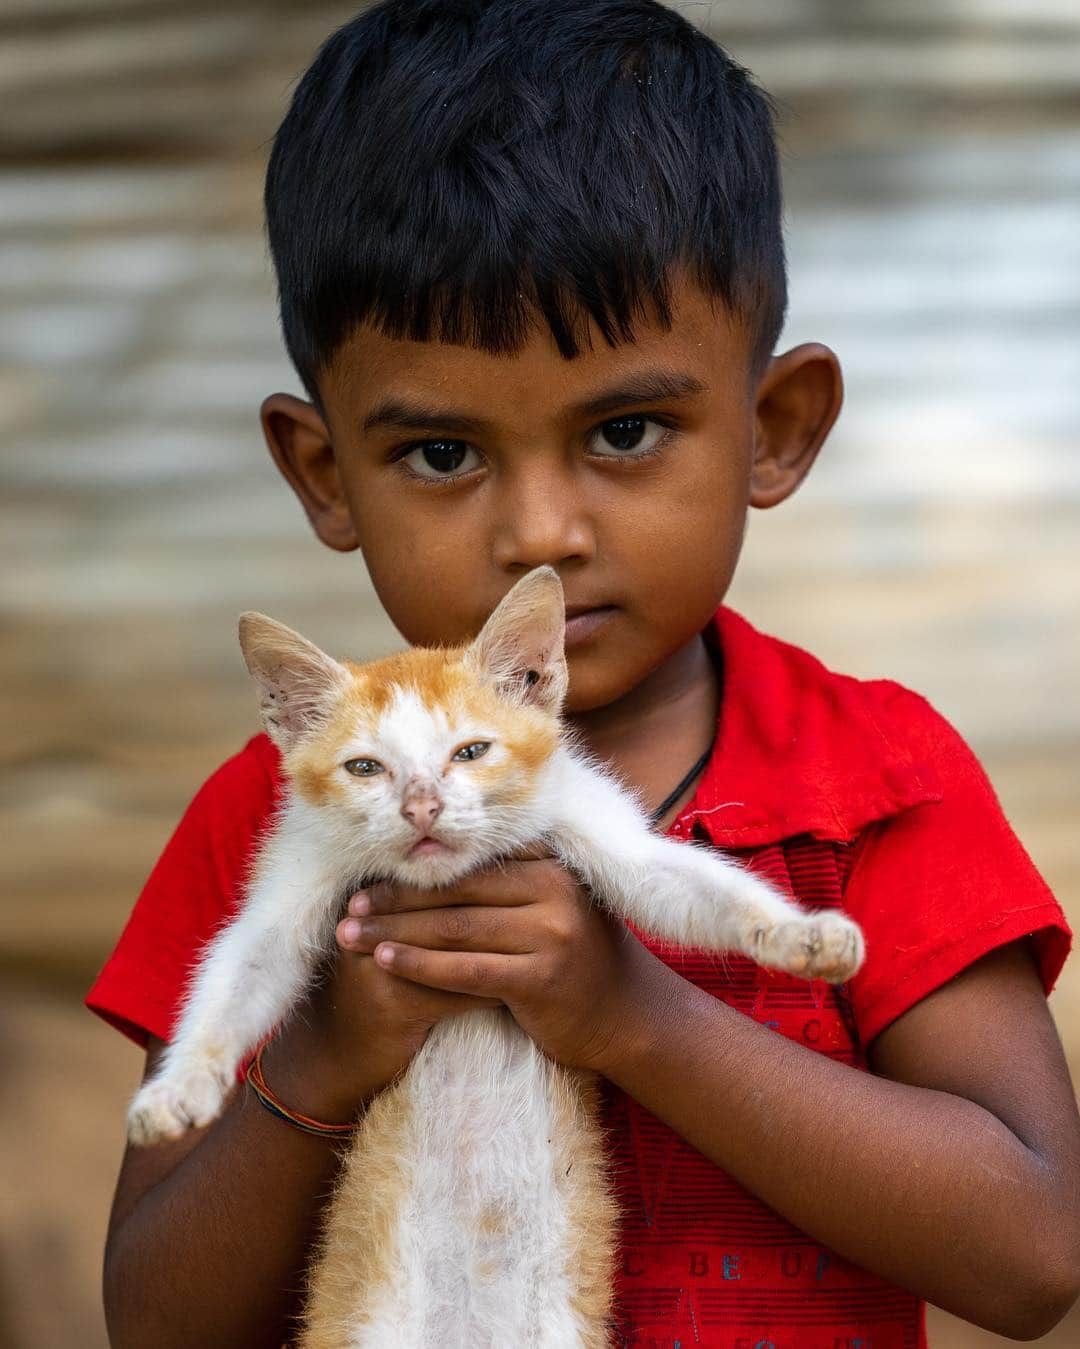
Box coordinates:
[320,274,753,430]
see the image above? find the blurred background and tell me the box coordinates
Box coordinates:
[1,1,1078,1345]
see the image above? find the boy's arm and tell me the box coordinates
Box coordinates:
[600,936,1080,1340]
[105,1027,355,1349]
[352,860,1079,1340]
[103,949,502,1348]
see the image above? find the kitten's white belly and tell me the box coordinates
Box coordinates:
[357,1010,585,1348]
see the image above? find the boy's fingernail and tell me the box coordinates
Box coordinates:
[376,944,394,966]
[341,919,362,943]
[350,892,370,915]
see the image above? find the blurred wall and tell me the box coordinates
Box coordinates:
[1,3,1078,1346]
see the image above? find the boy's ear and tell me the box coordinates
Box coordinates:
[465,566,568,716]
[238,612,350,749]
[750,343,843,509]
[259,393,359,551]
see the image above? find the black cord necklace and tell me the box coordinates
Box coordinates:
[648,740,715,827]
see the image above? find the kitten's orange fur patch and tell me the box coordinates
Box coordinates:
[299,1078,414,1348]
[285,644,560,810]
[552,1068,619,1344]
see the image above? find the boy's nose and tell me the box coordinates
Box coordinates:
[400,792,443,833]
[491,464,595,571]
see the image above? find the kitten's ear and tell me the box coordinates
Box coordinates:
[238,613,350,750]
[465,566,567,714]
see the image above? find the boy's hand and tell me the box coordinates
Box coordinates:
[265,920,503,1125]
[336,848,663,1073]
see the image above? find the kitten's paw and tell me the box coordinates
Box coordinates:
[752,912,864,983]
[127,1064,231,1145]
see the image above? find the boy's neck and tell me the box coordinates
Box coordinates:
[567,633,721,821]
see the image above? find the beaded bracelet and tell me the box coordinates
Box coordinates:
[246,1044,356,1139]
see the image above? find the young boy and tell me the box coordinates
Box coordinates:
[87,2,1080,1346]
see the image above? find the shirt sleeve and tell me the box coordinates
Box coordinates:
[843,689,1072,1048]
[85,735,281,1049]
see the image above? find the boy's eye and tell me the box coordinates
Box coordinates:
[451,741,491,762]
[399,440,483,481]
[344,758,385,776]
[588,415,669,457]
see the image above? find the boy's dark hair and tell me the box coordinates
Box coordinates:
[264,0,787,409]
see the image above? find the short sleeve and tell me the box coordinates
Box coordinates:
[85,734,282,1049]
[843,690,1071,1047]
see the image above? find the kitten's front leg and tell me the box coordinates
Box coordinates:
[128,853,341,1145]
[548,750,863,982]
[613,833,863,981]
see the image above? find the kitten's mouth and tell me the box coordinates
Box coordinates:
[407,836,452,858]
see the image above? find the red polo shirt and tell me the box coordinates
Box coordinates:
[87,608,1070,1348]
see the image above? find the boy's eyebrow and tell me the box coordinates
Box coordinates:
[359,369,707,436]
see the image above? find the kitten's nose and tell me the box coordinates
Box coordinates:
[401,793,443,833]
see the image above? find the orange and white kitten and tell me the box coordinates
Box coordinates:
[127,566,864,1348]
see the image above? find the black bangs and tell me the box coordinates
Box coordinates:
[264,0,787,404]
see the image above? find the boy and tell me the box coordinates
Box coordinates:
[88,1,1080,1346]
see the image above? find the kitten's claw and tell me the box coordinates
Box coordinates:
[127,1064,231,1145]
[752,912,864,983]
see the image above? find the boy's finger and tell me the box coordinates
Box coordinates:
[374,942,526,999]
[351,868,545,915]
[339,905,536,955]
[427,992,504,1013]
[349,882,446,915]
[348,882,404,915]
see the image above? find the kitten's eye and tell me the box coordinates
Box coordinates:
[451,741,491,763]
[587,415,668,458]
[344,758,385,777]
[400,440,482,481]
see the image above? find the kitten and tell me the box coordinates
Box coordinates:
[127,566,864,1347]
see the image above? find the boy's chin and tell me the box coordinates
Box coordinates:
[562,647,645,715]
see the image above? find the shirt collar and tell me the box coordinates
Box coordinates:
[669,608,943,848]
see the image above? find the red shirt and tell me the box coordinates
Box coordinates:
[87,608,1071,1348]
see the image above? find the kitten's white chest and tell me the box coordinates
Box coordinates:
[356,1009,597,1347]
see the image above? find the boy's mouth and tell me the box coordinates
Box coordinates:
[564,605,616,647]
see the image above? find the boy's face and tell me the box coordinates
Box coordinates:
[263,274,839,714]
